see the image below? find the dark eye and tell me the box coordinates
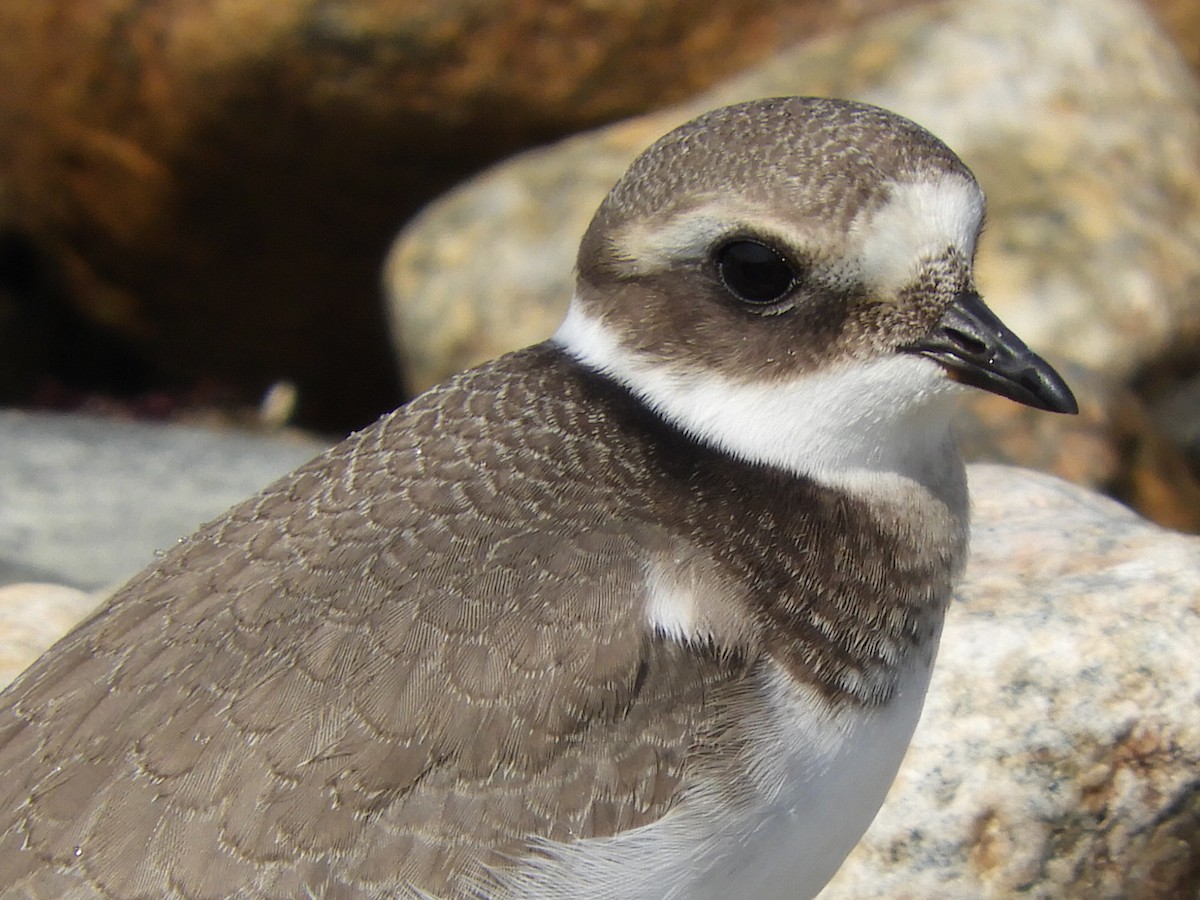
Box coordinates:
[715,240,797,305]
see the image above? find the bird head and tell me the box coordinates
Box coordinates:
[556,97,1076,482]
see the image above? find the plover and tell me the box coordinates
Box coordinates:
[0,97,1076,899]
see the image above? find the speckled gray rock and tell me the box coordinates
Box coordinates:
[820,465,1200,899]
[0,411,328,590]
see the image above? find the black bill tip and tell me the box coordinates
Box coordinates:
[903,291,1079,415]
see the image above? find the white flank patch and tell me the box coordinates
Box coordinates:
[643,566,702,645]
[641,558,754,651]
[554,305,962,494]
[851,176,985,290]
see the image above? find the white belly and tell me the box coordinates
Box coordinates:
[486,658,936,900]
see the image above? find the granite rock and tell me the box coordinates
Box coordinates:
[385,0,1200,527]
[953,364,1200,533]
[820,464,1200,899]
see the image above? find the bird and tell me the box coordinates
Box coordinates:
[0,96,1076,900]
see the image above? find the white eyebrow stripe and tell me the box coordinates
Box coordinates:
[611,201,829,276]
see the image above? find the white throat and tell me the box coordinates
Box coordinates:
[554,303,963,493]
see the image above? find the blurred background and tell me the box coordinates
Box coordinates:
[0,0,1198,531]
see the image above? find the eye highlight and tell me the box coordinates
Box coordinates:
[715,239,797,306]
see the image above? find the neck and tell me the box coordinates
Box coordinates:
[553,302,965,500]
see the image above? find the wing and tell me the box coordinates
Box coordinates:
[0,349,745,899]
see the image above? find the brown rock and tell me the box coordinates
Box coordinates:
[1145,0,1200,77]
[0,0,918,431]
[1108,382,1200,533]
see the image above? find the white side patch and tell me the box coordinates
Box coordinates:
[852,176,985,290]
[690,660,937,900]
[644,567,701,644]
[554,305,962,494]
[642,556,755,651]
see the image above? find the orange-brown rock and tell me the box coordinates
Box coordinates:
[1145,0,1200,76]
[0,0,919,430]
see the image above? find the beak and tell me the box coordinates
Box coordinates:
[902,291,1078,414]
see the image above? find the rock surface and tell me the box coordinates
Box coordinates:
[1,454,1195,897]
[1152,372,1200,468]
[385,0,1200,528]
[0,0,915,431]
[1145,0,1200,77]
[821,465,1200,899]
[0,583,100,689]
[0,411,328,590]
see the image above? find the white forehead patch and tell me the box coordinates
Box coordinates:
[852,176,984,290]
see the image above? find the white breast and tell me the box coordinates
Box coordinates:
[480,656,937,900]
